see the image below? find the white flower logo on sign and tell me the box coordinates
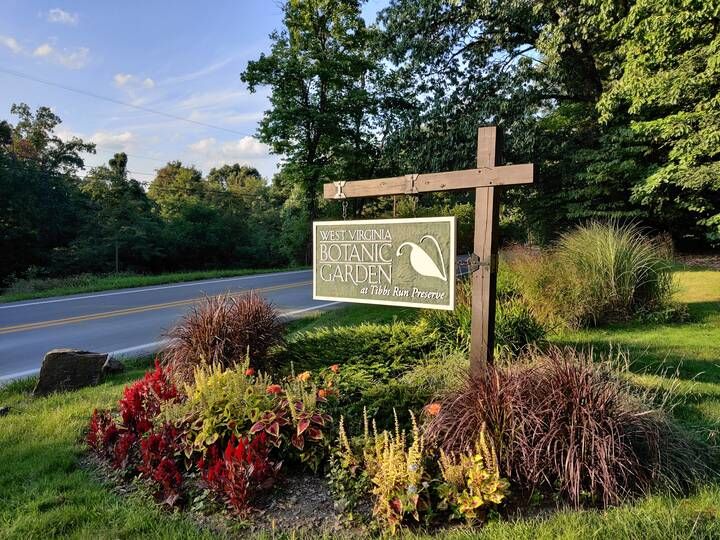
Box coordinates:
[396,235,447,282]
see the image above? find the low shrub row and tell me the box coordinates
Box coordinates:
[420,278,547,356]
[274,319,437,375]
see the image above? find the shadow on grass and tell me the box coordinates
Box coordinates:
[553,338,720,384]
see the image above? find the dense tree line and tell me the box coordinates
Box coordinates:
[245,0,719,249]
[1,0,717,286]
[0,105,287,286]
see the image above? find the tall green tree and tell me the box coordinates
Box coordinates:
[147,161,205,218]
[67,153,163,273]
[0,103,94,283]
[598,0,720,246]
[242,0,379,261]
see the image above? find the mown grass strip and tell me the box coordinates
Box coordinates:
[0,266,309,304]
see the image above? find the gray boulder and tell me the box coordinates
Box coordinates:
[102,357,125,375]
[33,349,108,396]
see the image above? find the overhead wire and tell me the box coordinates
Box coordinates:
[0,66,256,138]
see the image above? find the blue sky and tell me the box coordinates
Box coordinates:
[0,1,388,180]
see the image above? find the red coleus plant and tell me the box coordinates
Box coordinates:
[113,431,137,470]
[199,432,278,515]
[290,399,332,451]
[140,423,184,506]
[249,406,291,447]
[87,408,119,456]
[119,360,179,435]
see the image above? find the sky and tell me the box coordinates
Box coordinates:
[0,1,388,181]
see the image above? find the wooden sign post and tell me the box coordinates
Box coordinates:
[322,126,534,373]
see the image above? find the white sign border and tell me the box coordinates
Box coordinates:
[312,216,456,310]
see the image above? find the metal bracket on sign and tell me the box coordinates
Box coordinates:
[404,173,419,195]
[332,181,347,199]
[466,253,498,274]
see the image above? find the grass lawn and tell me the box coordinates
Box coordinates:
[0,269,718,539]
[0,266,308,304]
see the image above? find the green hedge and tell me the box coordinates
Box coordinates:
[273,320,438,378]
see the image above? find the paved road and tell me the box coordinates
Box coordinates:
[0,269,340,382]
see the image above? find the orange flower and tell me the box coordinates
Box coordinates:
[297,371,311,382]
[266,384,282,395]
[317,388,328,399]
[425,402,441,416]
[329,364,340,373]
[245,368,256,377]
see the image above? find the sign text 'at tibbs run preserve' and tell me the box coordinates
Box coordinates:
[313,217,456,310]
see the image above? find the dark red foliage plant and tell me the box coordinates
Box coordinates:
[119,360,179,435]
[163,292,285,382]
[424,346,708,508]
[87,409,119,456]
[140,423,184,506]
[113,432,137,470]
[199,432,278,515]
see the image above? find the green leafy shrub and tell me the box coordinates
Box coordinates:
[329,353,467,433]
[275,320,437,376]
[495,299,547,356]
[163,292,285,381]
[511,221,680,327]
[420,278,546,356]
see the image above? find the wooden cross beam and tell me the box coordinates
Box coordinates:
[322,126,534,371]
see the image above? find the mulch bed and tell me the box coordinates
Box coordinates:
[80,453,369,537]
[676,254,720,270]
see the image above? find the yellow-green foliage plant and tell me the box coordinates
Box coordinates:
[438,424,510,521]
[363,411,427,533]
[160,358,275,454]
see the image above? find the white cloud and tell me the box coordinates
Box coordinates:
[46,8,79,25]
[220,137,268,158]
[0,35,22,54]
[114,73,133,87]
[54,46,90,69]
[91,131,134,148]
[1,34,89,68]
[33,43,53,57]
[160,57,234,86]
[113,74,155,91]
[187,136,271,172]
[189,137,216,153]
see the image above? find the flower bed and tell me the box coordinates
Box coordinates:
[87,359,335,515]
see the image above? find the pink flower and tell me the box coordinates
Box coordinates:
[266,384,282,395]
[245,368,256,377]
[329,364,340,373]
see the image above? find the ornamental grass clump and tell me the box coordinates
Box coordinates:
[163,291,284,381]
[424,346,709,508]
[511,221,677,327]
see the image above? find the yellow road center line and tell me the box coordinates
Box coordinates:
[0,281,312,335]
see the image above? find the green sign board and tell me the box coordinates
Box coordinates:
[313,217,456,310]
